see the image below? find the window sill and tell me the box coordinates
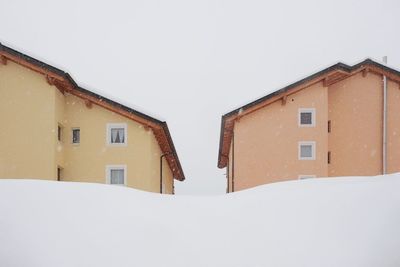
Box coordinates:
[107,143,128,147]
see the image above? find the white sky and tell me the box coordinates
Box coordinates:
[1,0,399,195]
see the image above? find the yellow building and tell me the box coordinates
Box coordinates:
[0,43,185,194]
[218,59,400,192]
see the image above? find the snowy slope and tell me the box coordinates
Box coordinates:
[0,174,400,267]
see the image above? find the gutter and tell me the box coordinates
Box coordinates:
[383,67,388,174]
[382,56,388,174]
[231,129,235,193]
[160,153,172,194]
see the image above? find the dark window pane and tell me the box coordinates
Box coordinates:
[110,169,124,184]
[72,129,80,143]
[301,112,312,125]
[57,167,62,181]
[58,126,62,141]
[301,145,312,158]
[111,128,125,143]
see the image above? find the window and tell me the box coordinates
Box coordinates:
[57,167,62,181]
[298,141,316,160]
[72,128,80,144]
[298,175,316,180]
[107,123,127,145]
[298,108,315,127]
[106,165,127,186]
[328,120,331,133]
[328,151,331,164]
[58,124,63,141]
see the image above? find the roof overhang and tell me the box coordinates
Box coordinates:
[0,42,185,181]
[218,59,400,168]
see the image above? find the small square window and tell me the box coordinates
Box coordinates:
[106,165,126,186]
[107,123,127,146]
[299,108,315,127]
[72,128,80,144]
[299,141,316,160]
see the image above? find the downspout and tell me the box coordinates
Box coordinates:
[226,157,230,193]
[231,129,235,193]
[383,56,388,174]
[160,153,171,194]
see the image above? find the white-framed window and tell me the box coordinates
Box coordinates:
[106,165,127,186]
[72,128,80,144]
[106,123,127,146]
[298,108,316,127]
[298,175,316,180]
[298,141,316,160]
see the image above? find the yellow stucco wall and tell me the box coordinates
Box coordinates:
[62,93,174,193]
[0,61,174,193]
[55,88,65,176]
[0,61,56,180]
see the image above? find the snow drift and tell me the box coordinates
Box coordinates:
[1,174,400,267]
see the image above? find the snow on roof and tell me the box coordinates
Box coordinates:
[77,82,167,122]
[221,57,400,115]
[1,174,399,267]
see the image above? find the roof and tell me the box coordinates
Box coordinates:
[218,58,400,168]
[0,42,185,181]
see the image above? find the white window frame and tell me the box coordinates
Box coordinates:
[71,127,80,145]
[298,175,316,180]
[298,141,316,160]
[106,165,127,186]
[106,123,127,146]
[298,108,316,127]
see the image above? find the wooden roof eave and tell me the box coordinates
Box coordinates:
[152,126,185,181]
[0,51,65,82]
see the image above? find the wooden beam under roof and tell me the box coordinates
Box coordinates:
[0,55,7,65]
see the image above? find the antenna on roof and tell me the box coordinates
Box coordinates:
[383,56,388,65]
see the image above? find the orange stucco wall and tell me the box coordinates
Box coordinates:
[328,72,383,176]
[227,71,400,192]
[387,79,400,174]
[230,82,328,191]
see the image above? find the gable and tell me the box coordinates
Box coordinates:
[0,42,185,181]
[218,59,400,168]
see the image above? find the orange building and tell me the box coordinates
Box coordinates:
[0,43,185,194]
[218,59,400,192]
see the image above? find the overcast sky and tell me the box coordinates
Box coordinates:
[1,0,399,194]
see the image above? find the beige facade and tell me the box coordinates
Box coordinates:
[219,59,400,192]
[0,44,184,194]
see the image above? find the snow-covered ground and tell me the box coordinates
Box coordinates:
[0,174,400,267]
